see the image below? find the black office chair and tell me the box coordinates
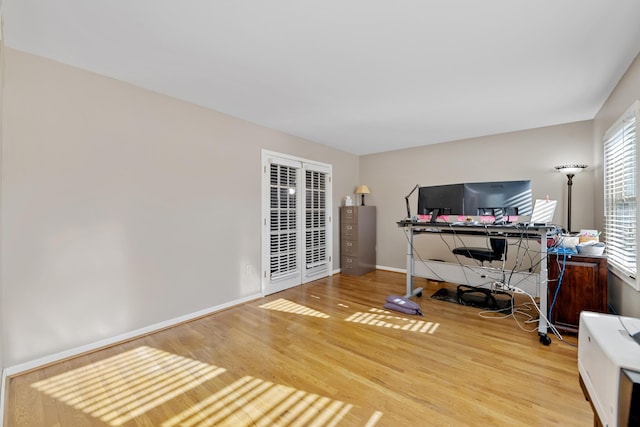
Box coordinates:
[452,237,510,312]
[452,237,507,265]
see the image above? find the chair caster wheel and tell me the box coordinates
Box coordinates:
[417,292,423,297]
[539,334,552,346]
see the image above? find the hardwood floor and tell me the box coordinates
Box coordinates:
[6,270,593,426]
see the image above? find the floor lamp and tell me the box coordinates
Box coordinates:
[554,164,588,232]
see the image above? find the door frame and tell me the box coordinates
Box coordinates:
[261,150,333,295]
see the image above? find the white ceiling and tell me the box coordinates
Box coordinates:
[4,1,640,155]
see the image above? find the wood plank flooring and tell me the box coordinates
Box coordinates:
[6,270,593,426]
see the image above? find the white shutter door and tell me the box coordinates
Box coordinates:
[264,159,302,294]
[262,151,333,295]
[303,164,331,283]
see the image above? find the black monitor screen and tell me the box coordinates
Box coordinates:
[463,180,532,218]
[417,184,465,216]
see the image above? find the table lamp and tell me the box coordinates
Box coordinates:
[554,164,588,232]
[355,185,370,206]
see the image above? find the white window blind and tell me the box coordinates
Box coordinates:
[603,100,639,290]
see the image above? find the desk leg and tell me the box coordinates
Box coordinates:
[538,229,551,345]
[405,227,423,298]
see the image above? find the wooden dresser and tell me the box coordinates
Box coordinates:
[340,206,376,276]
[547,253,608,333]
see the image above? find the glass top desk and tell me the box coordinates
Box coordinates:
[397,220,559,345]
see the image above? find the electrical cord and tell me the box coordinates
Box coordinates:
[401,227,448,282]
[403,222,573,344]
[478,286,574,345]
[547,251,567,324]
[440,227,493,287]
[402,224,506,287]
[442,224,549,293]
[454,225,570,343]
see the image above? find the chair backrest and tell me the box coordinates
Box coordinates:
[490,237,507,260]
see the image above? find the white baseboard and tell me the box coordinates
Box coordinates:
[3,292,263,378]
[376,265,406,274]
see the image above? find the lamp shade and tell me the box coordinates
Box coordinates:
[554,164,588,175]
[355,185,371,195]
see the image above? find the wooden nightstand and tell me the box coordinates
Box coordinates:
[547,253,608,333]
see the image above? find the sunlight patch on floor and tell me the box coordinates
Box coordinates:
[30,345,381,426]
[259,298,330,318]
[162,375,358,427]
[345,308,440,333]
[30,346,226,426]
[365,411,384,427]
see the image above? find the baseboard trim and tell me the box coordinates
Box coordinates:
[3,292,263,378]
[376,265,406,274]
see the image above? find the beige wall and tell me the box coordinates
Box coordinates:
[3,44,640,371]
[1,48,359,367]
[361,50,640,318]
[360,121,594,269]
[593,51,640,317]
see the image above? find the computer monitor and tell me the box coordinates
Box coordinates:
[463,180,532,221]
[417,184,465,221]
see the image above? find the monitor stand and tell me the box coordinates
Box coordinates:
[430,208,440,223]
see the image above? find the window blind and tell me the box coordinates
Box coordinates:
[604,101,639,289]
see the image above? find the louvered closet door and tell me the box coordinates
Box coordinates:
[262,151,332,295]
[302,164,330,283]
[266,158,302,294]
